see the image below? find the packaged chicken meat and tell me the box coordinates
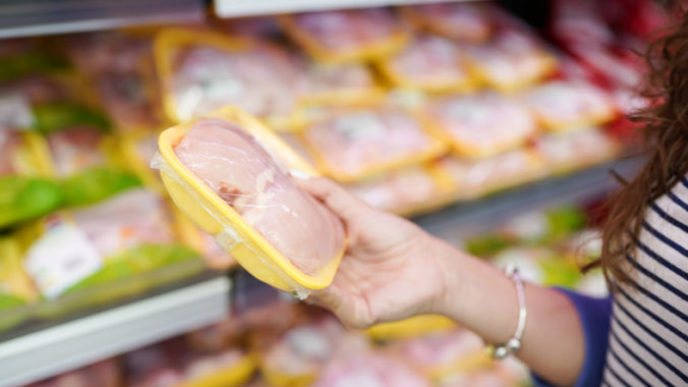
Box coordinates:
[377,34,475,93]
[26,359,121,387]
[394,329,490,379]
[279,8,409,63]
[154,106,346,293]
[345,164,448,216]
[522,81,618,131]
[535,127,619,173]
[462,28,557,93]
[154,28,303,129]
[435,150,544,199]
[261,317,343,387]
[423,92,538,158]
[313,351,431,387]
[298,57,384,108]
[400,2,493,43]
[61,31,164,131]
[22,188,202,316]
[300,107,446,182]
[0,129,48,176]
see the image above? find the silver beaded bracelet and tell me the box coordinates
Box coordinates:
[487,264,527,359]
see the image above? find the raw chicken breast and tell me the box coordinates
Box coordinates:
[302,108,441,181]
[346,166,438,213]
[397,329,484,371]
[384,34,471,88]
[535,127,618,172]
[314,352,430,387]
[404,2,493,42]
[437,150,543,198]
[46,128,107,177]
[262,318,342,377]
[73,188,175,257]
[301,60,376,97]
[463,29,555,90]
[427,93,537,158]
[291,8,403,51]
[174,118,345,275]
[171,44,300,121]
[523,81,617,130]
[0,130,22,175]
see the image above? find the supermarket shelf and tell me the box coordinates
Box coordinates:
[214,0,482,17]
[0,0,203,39]
[0,275,231,387]
[414,156,645,243]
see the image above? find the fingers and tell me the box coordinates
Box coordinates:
[293,176,370,221]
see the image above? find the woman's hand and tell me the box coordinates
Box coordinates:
[297,177,450,328]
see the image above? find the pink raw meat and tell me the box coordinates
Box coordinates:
[293,8,402,51]
[303,109,436,178]
[171,45,299,121]
[73,188,175,257]
[398,329,483,368]
[314,352,430,387]
[174,118,345,275]
[408,2,492,42]
[46,127,107,177]
[388,34,469,84]
[0,130,21,175]
[427,92,536,156]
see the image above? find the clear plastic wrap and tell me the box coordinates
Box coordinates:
[299,107,446,182]
[153,106,346,294]
[26,359,121,387]
[313,351,430,387]
[535,127,619,173]
[377,34,475,93]
[279,8,409,63]
[423,92,538,158]
[400,2,493,43]
[461,28,557,93]
[394,329,489,379]
[44,127,110,177]
[261,316,343,387]
[22,188,203,317]
[61,31,163,131]
[345,165,447,215]
[435,149,544,199]
[522,81,618,131]
[0,130,47,176]
[154,28,302,129]
[298,57,384,107]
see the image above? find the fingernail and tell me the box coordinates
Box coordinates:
[289,170,311,180]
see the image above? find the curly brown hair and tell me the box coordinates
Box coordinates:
[599,10,688,287]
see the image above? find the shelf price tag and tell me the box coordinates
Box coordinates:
[25,221,103,299]
[0,92,34,131]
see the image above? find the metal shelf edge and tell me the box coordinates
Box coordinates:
[0,276,231,387]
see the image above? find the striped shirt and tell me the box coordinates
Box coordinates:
[602,175,688,386]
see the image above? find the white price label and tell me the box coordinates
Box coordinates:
[25,223,103,299]
[0,93,35,131]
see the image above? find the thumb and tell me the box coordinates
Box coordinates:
[292,176,370,222]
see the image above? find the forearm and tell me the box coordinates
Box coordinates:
[431,237,584,386]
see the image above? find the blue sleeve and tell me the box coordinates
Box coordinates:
[532,288,613,387]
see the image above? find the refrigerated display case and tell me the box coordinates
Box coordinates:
[0,0,664,385]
